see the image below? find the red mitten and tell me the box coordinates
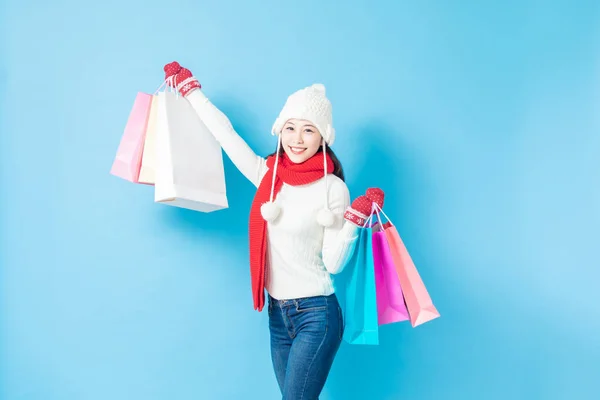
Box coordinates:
[164,61,182,79]
[366,188,384,210]
[344,187,386,227]
[344,195,372,227]
[174,67,201,96]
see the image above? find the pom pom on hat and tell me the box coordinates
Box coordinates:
[317,208,335,227]
[261,201,281,222]
[311,83,326,93]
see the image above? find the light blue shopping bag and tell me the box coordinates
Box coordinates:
[333,218,379,345]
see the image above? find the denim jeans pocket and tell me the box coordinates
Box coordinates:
[295,297,327,313]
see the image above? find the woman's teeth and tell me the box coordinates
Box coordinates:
[290,147,306,155]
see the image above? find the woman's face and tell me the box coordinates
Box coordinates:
[280,119,323,163]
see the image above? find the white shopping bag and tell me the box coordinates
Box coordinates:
[138,95,158,184]
[154,90,228,212]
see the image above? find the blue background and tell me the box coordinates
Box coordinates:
[2,1,599,399]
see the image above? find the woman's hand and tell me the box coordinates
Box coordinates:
[344,188,384,227]
[163,61,201,96]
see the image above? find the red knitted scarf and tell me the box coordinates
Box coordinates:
[249,151,335,311]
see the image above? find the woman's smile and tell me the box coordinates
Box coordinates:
[289,146,307,155]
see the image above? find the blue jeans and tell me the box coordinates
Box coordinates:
[268,293,344,400]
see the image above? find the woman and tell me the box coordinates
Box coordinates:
[163,62,384,399]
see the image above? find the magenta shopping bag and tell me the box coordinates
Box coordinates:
[379,204,440,327]
[110,92,153,182]
[372,205,410,325]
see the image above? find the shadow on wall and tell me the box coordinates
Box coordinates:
[326,121,438,400]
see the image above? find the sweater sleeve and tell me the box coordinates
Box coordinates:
[321,179,360,274]
[185,89,268,187]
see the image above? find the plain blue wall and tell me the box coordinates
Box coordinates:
[2,1,599,399]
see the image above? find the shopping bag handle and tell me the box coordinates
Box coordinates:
[371,203,394,228]
[153,75,181,98]
[362,210,378,229]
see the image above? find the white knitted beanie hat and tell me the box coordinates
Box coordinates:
[271,83,335,145]
[261,83,336,227]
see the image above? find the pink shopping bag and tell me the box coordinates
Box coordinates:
[378,205,440,327]
[371,205,410,325]
[110,92,153,182]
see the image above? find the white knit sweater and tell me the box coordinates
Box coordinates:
[185,90,359,300]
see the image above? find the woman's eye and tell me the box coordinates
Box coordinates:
[305,129,314,134]
[285,126,294,131]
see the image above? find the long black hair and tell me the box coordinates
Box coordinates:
[267,144,345,182]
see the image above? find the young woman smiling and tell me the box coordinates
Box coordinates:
[163,62,384,399]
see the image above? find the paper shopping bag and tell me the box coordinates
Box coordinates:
[334,220,379,345]
[154,91,228,212]
[372,218,410,326]
[110,92,153,182]
[138,95,159,185]
[380,205,440,327]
